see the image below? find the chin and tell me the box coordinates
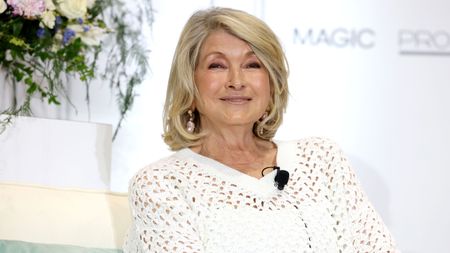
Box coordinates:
[223,116,258,126]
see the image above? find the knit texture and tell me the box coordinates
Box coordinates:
[123,137,398,253]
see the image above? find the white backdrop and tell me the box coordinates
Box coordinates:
[1,0,450,252]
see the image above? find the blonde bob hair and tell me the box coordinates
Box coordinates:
[163,7,289,150]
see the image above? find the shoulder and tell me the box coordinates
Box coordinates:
[128,151,190,193]
[276,137,348,176]
[278,137,356,193]
[276,136,343,156]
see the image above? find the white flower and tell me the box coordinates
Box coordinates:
[53,31,63,46]
[5,50,13,61]
[40,10,56,28]
[56,0,87,19]
[82,26,107,46]
[86,0,95,9]
[44,0,55,11]
[0,0,6,14]
[67,24,107,46]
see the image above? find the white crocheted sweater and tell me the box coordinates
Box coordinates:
[123,137,398,253]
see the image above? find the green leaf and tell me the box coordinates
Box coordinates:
[26,82,37,94]
[12,68,25,82]
[9,37,30,49]
[48,95,61,105]
[11,21,23,37]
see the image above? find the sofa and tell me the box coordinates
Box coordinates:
[0,182,131,253]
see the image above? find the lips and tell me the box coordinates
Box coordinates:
[219,96,252,104]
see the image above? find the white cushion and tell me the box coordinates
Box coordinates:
[0,182,131,249]
[0,116,113,190]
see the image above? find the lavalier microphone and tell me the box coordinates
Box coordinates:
[262,166,290,190]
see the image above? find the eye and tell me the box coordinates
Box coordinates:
[208,63,226,69]
[245,62,262,69]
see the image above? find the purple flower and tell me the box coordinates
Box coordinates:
[83,25,90,32]
[77,18,83,24]
[36,28,45,38]
[55,16,62,25]
[62,28,76,45]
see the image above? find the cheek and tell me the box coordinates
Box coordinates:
[260,78,272,109]
[256,74,271,98]
[195,73,225,96]
[194,76,220,109]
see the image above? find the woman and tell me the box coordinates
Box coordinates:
[124,7,398,253]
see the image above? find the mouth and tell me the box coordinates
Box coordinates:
[219,96,252,104]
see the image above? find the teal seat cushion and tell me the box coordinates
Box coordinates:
[0,240,123,253]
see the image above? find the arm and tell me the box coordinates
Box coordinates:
[124,166,204,253]
[321,139,399,252]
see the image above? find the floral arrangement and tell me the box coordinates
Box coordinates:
[0,0,153,138]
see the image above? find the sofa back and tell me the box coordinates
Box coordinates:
[0,182,131,249]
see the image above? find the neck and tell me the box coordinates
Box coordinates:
[191,127,276,177]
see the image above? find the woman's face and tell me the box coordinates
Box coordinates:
[194,30,271,133]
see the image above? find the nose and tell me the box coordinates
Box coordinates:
[227,68,245,90]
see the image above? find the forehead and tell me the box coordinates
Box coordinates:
[199,29,253,56]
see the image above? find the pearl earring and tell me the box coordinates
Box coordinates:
[186,110,195,133]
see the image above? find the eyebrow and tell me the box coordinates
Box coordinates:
[203,50,257,60]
